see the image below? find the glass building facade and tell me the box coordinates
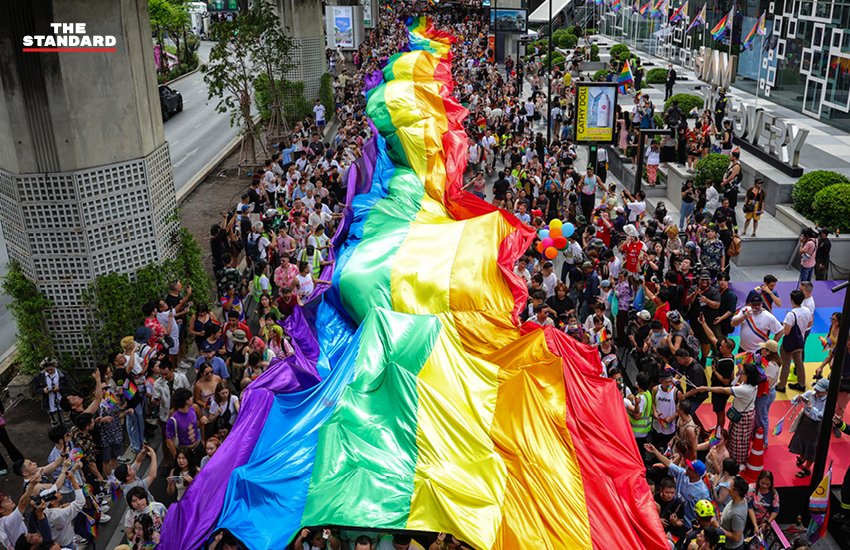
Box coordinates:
[598,0,850,130]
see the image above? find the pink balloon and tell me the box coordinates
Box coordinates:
[541,237,554,249]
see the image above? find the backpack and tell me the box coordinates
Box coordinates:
[245,233,262,263]
[685,333,702,359]
[728,234,742,257]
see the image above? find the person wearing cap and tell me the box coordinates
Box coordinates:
[678,499,718,550]
[730,293,783,355]
[32,359,72,428]
[644,442,711,529]
[815,227,831,280]
[788,378,830,478]
[113,445,157,504]
[742,179,766,237]
[619,226,644,275]
[223,310,252,353]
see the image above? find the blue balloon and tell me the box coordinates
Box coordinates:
[539,229,550,239]
[563,223,575,237]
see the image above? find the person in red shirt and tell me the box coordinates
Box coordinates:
[594,209,613,248]
[275,286,303,318]
[619,226,644,275]
[223,311,252,352]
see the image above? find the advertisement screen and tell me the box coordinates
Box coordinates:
[207,0,238,10]
[574,83,617,143]
[493,9,528,33]
[333,7,355,48]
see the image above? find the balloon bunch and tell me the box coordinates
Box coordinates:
[536,219,575,259]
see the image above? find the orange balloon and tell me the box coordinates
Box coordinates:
[537,241,545,253]
[549,226,562,239]
[544,246,558,259]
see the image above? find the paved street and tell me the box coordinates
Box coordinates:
[164,43,242,195]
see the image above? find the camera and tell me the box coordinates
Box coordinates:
[32,488,59,506]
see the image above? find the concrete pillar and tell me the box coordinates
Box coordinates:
[275,0,327,100]
[0,0,179,364]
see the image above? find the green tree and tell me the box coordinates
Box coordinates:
[148,0,171,76]
[161,1,191,66]
[248,1,297,136]
[1,262,54,374]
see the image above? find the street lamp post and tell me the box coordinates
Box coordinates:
[546,0,553,143]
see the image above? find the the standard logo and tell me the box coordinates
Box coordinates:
[23,23,116,52]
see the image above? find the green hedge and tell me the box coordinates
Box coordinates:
[592,69,612,81]
[590,44,600,61]
[1,261,54,374]
[792,170,850,218]
[156,50,199,84]
[646,67,667,84]
[694,153,730,188]
[609,43,631,60]
[813,184,850,233]
[664,93,704,117]
[542,52,566,68]
[553,30,578,49]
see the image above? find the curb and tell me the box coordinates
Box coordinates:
[159,55,206,87]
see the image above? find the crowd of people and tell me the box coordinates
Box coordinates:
[0,4,845,550]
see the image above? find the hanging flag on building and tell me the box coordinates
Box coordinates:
[639,1,652,17]
[612,0,622,11]
[651,0,669,18]
[669,0,688,22]
[685,4,706,32]
[710,13,729,39]
[741,11,766,49]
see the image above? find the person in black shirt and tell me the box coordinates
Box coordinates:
[308,134,324,156]
[715,214,733,264]
[677,119,688,166]
[713,197,736,228]
[210,211,235,273]
[686,270,721,361]
[815,227,831,280]
[247,178,265,214]
[697,310,736,429]
[714,273,738,338]
[492,171,509,205]
[664,271,684,314]
[655,476,685,539]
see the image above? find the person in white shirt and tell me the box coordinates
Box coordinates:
[248,222,272,261]
[513,257,532,286]
[730,295,783,353]
[313,99,326,136]
[44,462,85,549]
[584,302,614,335]
[541,262,558,299]
[480,131,496,175]
[0,468,41,549]
[799,281,816,362]
[777,289,813,392]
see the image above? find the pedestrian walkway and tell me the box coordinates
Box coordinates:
[593,36,850,177]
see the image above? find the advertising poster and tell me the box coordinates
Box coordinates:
[362,0,373,28]
[333,7,354,48]
[574,83,617,143]
[207,0,238,10]
[493,9,528,33]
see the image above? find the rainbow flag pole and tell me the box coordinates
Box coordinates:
[741,11,766,50]
[669,0,688,22]
[710,13,729,40]
[685,4,706,33]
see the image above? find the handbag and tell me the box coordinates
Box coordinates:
[743,202,755,213]
[726,389,756,423]
[788,406,804,434]
[782,312,804,353]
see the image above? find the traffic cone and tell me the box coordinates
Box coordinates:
[741,427,765,483]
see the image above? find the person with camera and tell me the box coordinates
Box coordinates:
[798,228,818,282]
[42,461,85,549]
[32,358,72,429]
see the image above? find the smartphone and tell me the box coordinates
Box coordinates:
[167,477,182,484]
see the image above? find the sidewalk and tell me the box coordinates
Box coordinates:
[593,36,850,178]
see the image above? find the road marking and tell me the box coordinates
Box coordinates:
[194,123,203,129]
[172,147,199,169]
[197,89,204,94]
[191,79,201,86]
[170,140,180,147]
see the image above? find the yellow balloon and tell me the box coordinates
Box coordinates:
[549,219,563,230]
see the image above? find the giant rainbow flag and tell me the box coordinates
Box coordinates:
[159,17,667,550]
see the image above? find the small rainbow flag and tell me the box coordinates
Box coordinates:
[741,11,766,50]
[123,379,138,401]
[111,480,121,504]
[83,512,98,538]
[103,391,119,409]
[612,0,622,10]
[70,447,84,460]
[387,4,394,14]
[639,1,651,16]
[669,0,688,22]
[819,336,834,350]
[690,107,700,116]
[711,13,729,39]
[686,4,706,32]
[708,426,722,446]
[598,329,609,343]
[773,416,785,435]
[618,60,634,94]
[732,146,741,154]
